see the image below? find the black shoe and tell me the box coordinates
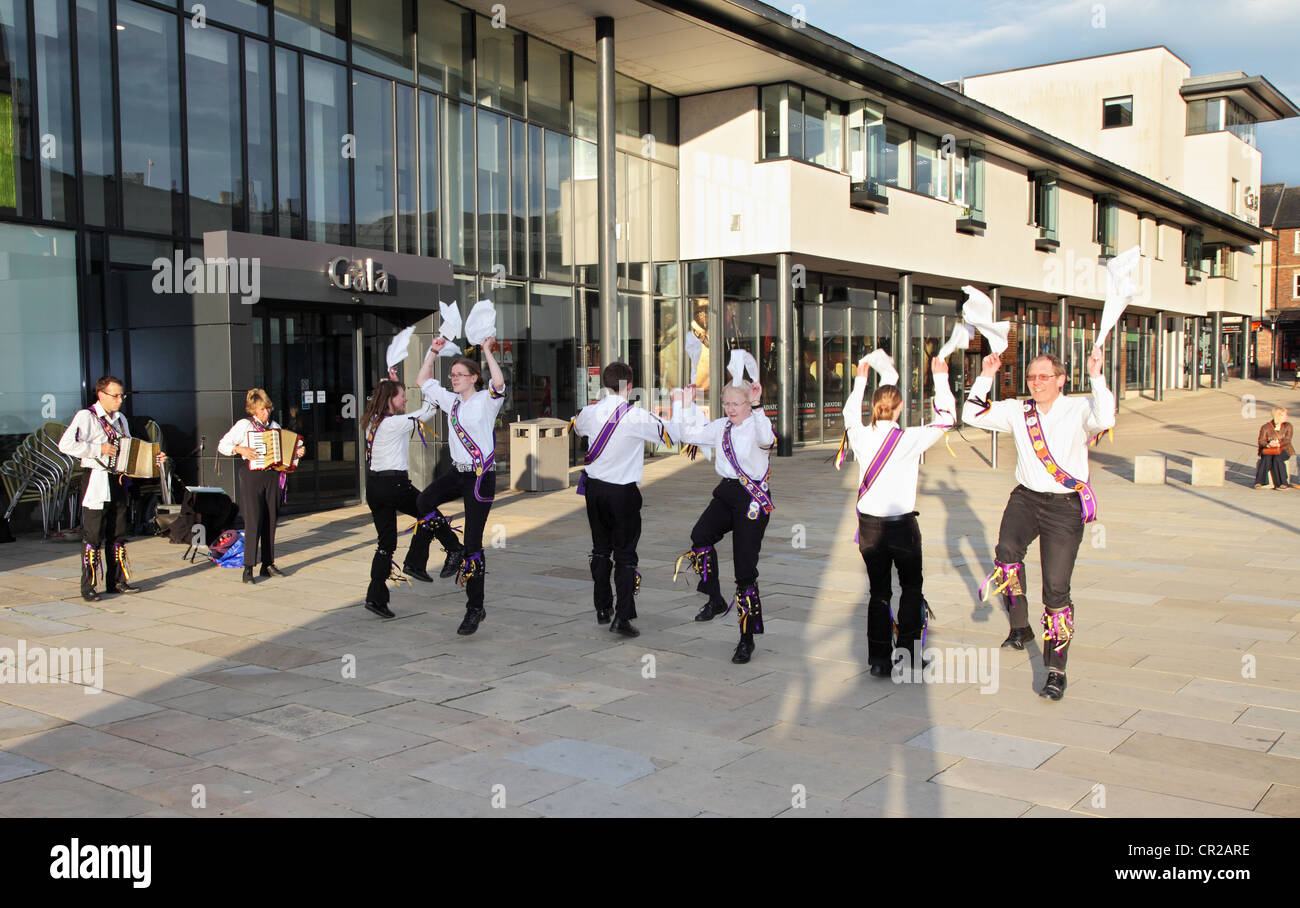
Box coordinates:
[365,601,395,619]
[596,607,613,624]
[694,597,729,622]
[868,662,890,678]
[440,549,464,579]
[609,617,640,638]
[1001,626,1035,650]
[242,567,254,584]
[457,606,486,636]
[81,590,101,603]
[403,566,433,583]
[260,563,285,578]
[1040,671,1067,700]
[108,582,140,594]
[731,638,756,664]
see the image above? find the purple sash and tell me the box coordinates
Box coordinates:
[721,423,773,520]
[852,426,903,543]
[451,399,495,503]
[1023,400,1098,525]
[577,401,631,496]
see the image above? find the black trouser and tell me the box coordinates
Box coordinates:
[237,463,282,568]
[994,485,1086,672]
[365,470,451,606]
[1256,454,1288,488]
[691,479,770,634]
[857,511,924,667]
[417,468,496,611]
[584,476,642,621]
[82,476,131,595]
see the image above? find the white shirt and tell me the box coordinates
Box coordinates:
[217,418,283,457]
[670,402,775,481]
[574,393,671,486]
[843,376,955,517]
[961,374,1115,493]
[421,378,505,467]
[365,402,437,473]
[58,403,131,509]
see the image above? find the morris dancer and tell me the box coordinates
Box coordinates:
[840,355,954,677]
[416,337,506,635]
[962,347,1113,700]
[669,373,774,664]
[572,362,673,637]
[360,369,461,619]
[58,375,166,602]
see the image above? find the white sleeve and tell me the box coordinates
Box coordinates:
[842,376,867,431]
[1083,375,1116,434]
[58,410,97,460]
[962,376,1016,432]
[217,420,248,456]
[420,378,456,412]
[669,402,717,447]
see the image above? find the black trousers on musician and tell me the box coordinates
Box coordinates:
[417,468,496,611]
[1255,454,1288,488]
[237,464,282,568]
[994,485,1086,672]
[584,477,642,621]
[857,511,924,668]
[82,476,131,595]
[365,470,447,607]
[691,479,770,632]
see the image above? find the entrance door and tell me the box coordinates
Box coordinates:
[252,306,359,512]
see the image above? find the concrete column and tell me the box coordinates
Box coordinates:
[1190,317,1200,390]
[1154,310,1165,402]
[1212,311,1223,388]
[896,273,912,424]
[596,17,617,369]
[1110,318,1121,408]
[1057,296,1068,365]
[776,252,794,456]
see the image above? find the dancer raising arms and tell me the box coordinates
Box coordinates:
[415,337,506,636]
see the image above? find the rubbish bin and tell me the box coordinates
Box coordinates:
[509,418,571,492]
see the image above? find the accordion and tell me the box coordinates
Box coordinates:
[248,429,302,472]
[107,437,161,479]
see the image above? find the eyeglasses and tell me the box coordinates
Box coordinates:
[1025,374,1058,383]
[449,371,472,379]
[101,391,127,400]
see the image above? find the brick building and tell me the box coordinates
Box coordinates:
[1257,184,1300,378]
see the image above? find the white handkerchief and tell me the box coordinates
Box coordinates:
[464,299,498,346]
[961,285,1010,354]
[726,349,759,386]
[937,323,976,361]
[439,340,462,358]
[386,325,416,369]
[438,301,463,343]
[685,332,703,383]
[860,349,899,386]
[1095,245,1141,351]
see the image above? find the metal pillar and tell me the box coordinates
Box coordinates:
[1190,317,1200,390]
[776,252,794,456]
[1212,311,1223,388]
[989,286,1001,469]
[896,272,912,424]
[1154,310,1164,402]
[1057,295,1068,365]
[596,17,617,370]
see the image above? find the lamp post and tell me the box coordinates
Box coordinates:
[1265,309,1279,384]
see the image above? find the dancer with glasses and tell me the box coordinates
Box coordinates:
[415,337,506,635]
[962,347,1113,700]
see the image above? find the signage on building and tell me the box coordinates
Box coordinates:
[326,256,390,293]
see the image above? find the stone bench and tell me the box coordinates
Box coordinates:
[1190,456,1225,487]
[1133,455,1166,484]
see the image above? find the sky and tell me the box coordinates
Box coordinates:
[800,0,1300,186]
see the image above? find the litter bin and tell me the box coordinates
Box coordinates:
[509,418,570,492]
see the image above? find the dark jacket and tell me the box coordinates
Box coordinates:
[1258,420,1294,456]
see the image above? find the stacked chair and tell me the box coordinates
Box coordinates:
[0,421,86,537]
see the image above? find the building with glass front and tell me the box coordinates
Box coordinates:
[0,0,1291,519]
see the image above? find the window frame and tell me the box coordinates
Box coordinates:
[1102,95,1133,129]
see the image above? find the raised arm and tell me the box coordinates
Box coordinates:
[482,337,506,396]
[668,387,717,447]
[416,340,440,387]
[929,357,957,426]
[962,353,1016,432]
[746,382,775,448]
[1082,346,1115,435]
[842,361,869,432]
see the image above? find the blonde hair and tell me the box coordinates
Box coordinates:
[1028,354,1066,377]
[1274,407,1288,420]
[721,384,750,404]
[870,385,902,426]
[245,388,274,415]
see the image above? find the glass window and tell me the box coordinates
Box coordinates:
[1226,99,1256,146]
[187,24,244,236]
[804,91,826,166]
[1094,195,1118,257]
[962,141,985,221]
[417,90,440,257]
[648,88,678,166]
[687,266,712,415]
[246,39,275,235]
[528,38,570,132]
[572,138,597,282]
[615,73,644,141]
[477,108,508,273]
[1033,170,1058,242]
[882,121,910,190]
[444,100,475,266]
[197,0,269,34]
[825,99,844,172]
[620,152,649,290]
[274,0,346,60]
[914,131,940,198]
[847,99,884,190]
[118,0,182,235]
[618,293,646,386]
[353,0,414,81]
[543,129,571,283]
[796,300,819,443]
[34,0,75,222]
[476,15,524,116]
[529,284,576,420]
[396,83,417,254]
[1186,97,1224,136]
[0,0,35,216]
[788,85,803,160]
[527,123,543,278]
[510,118,526,276]
[761,83,785,159]
[1103,95,1133,129]
[77,0,115,226]
[654,295,681,404]
[650,161,677,266]
[572,55,596,142]
[303,55,349,244]
[417,0,471,99]
[352,72,395,252]
[275,47,303,238]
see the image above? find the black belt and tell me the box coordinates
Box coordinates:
[860,510,918,523]
[368,470,407,478]
[1015,484,1076,502]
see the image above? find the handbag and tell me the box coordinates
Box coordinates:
[1263,445,1282,456]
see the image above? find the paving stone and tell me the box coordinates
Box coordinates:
[230,704,362,741]
[506,739,657,786]
[0,770,160,817]
[525,780,696,818]
[409,751,582,805]
[1120,709,1281,752]
[930,758,1098,810]
[0,750,53,783]
[1040,747,1271,810]
[906,725,1061,769]
[847,774,1031,817]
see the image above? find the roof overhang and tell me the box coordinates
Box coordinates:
[1180,73,1300,122]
